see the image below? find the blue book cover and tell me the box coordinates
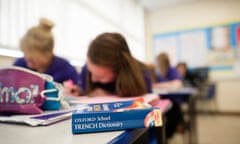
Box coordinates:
[72,99,162,134]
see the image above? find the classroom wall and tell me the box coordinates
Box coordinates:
[216,78,240,112]
[144,0,240,112]
[0,56,15,68]
[144,0,240,63]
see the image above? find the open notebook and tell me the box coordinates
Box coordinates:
[0,109,73,126]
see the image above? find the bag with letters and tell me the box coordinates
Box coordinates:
[0,66,63,114]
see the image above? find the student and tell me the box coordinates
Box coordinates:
[153,52,182,89]
[177,62,196,87]
[13,18,78,84]
[153,52,185,139]
[146,63,158,84]
[65,32,152,97]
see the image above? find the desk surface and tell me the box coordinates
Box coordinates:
[0,97,172,144]
[153,87,198,95]
[0,119,124,144]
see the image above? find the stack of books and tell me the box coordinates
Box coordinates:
[72,98,162,134]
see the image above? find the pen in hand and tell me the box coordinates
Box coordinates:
[63,79,81,96]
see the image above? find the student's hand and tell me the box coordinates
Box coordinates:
[63,80,81,96]
[88,88,111,97]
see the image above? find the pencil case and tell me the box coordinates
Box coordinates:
[0,66,63,114]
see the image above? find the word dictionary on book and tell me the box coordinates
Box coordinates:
[72,99,162,134]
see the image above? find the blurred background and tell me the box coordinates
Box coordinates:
[0,0,240,143]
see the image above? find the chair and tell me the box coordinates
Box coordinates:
[198,82,217,114]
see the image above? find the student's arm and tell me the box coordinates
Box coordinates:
[13,58,27,67]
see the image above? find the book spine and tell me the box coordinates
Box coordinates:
[72,110,150,134]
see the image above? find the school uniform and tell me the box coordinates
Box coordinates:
[13,56,78,84]
[156,67,181,82]
[155,67,185,138]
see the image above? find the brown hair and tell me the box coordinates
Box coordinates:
[20,18,55,53]
[146,64,157,83]
[177,62,187,70]
[86,32,147,97]
[156,52,170,77]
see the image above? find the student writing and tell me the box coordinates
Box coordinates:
[65,32,152,97]
[152,52,185,139]
[153,52,182,89]
[13,18,78,84]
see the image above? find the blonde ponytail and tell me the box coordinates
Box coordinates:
[39,18,55,32]
[20,18,55,53]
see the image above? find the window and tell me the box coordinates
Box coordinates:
[0,0,145,66]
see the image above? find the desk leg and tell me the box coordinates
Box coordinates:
[189,95,198,144]
[154,114,167,144]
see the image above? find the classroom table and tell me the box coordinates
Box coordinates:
[0,119,150,144]
[153,87,198,144]
[0,96,173,144]
[0,99,173,144]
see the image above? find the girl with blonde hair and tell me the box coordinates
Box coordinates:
[14,18,78,84]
